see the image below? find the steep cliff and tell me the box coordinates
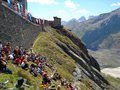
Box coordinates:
[34,27,110,90]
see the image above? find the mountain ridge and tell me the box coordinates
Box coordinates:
[65,8,120,50]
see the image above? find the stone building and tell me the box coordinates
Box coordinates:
[49,17,63,29]
[53,17,61,27]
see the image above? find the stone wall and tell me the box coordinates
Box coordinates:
[0,4,42,49]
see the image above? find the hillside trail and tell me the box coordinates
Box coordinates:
[32,26,52,47]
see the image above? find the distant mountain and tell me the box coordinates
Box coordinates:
[78,16,86,22]
[65,18,79,29]
[88,15,96,19]
[62,17,86,26]
[61,21,67,25]
[65,8,120,50]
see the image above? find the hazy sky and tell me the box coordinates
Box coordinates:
[28,0,120,21]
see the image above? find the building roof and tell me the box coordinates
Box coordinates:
[53,17,61,19]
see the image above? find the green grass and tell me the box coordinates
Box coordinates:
[52,28,81,52]
[32,30,77,80]
[104,75,120,84]
[102,74,120,90]
[0,62,40,90]
[0,27,85,89]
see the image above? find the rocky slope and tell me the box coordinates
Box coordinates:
[33,27,112,90]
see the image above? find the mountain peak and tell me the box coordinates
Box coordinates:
[78,16,86,22]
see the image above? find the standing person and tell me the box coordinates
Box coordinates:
[57,85,61,90]
[7,0,11,7]
[30,48,33,54]
[17,2,20,14]
[43,56,47,65]
[13,46,21,59]
[6,42,11,55]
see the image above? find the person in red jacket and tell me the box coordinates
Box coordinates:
[2,46,9,56]
[13,46,21,59]
[68,83,73,90]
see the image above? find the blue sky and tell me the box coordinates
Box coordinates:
[28,0,120,21]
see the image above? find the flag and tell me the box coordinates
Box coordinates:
[39,19,41,25]
[28,13,32,21]
[17,3,20,12]
[7,0,11,7]
[24,9,28,19]
[14,3,18,12]
[43,19,44,25]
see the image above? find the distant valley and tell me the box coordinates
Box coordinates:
[64,8,120,69]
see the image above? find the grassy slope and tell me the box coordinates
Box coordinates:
[103,74,120,89]
[32,27,78,80]
[0,27,79,90]
[0,61,42,90]
[1,27,119,90]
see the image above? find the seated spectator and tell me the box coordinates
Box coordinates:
[15,77,24,89]
[13,46,21,59]
[30,48,33,54]
[30,53,36,62]
[36,66,42,75]
[56,85,61,90]
[29,64,37,77]
[8,53,14,60]
[43,56,47,64]
[14,56,21,65]
[61,79,67,86]
[21,60,29,70]
[20,55,26,64]
[53,72,61,81]
[19,46,24,56]
[1,51,7,61]
[68,83,73,90]
[0,57,6,71]
[38,62,44,70]
[42,70,51,84]
[49,85,56,90]
[6,42,11,55]
[35,57,40,65]
[23,48,28,55]
[0,57,12,74]
[2,46,9,57]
